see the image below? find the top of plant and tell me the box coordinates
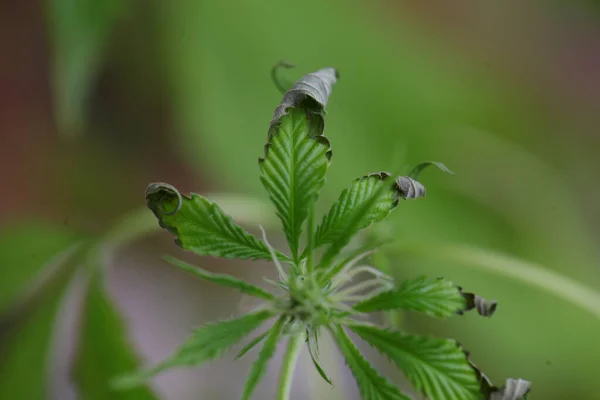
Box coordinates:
[114,63,531,400]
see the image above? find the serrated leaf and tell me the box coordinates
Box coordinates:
[314,172,402,265]
[260,67,337,261]
[350,324,479,400]
[242,318,285,400]
[113,310,274,389]
[163,256,275,301]
[73,271,158,400]
[329,325,410,400]
[260,107,332,261]
[145,183,290,262]
[353,277,466,318]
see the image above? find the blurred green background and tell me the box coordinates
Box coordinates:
[1,1,600,399]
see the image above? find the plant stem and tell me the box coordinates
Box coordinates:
[276,332,304,400]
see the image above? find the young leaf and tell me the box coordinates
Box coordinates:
[242,318,285,400]
[407,161,454,180]
[329,325,411,400]
[260,67,337,260]
[314,172,416,264]
[163,256,275,301]
[74,271,158,400]
[306,330,333,385]
[113,310,274,389]
[235,331,270,360]
[349,324,480,400]
[353,277,466,318]
[146,183,290,262]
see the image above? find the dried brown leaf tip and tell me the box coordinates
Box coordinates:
[463,348,531,400]
[458,287,498,317]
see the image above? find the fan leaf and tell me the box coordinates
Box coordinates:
[350,324,479,400]
[113,310,274,389]
[164,256,275,301]
[146,183,290,262]
[353,276,466,318]
[329,325,410,400]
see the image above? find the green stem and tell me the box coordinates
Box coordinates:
[276,332,304,400]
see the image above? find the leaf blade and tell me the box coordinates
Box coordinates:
[242,318,285,400]
[145,183,289,261]
[353,276,466,318]
[113,310,274,389]
[329,325,411,400]
[74,271,158,400]
[260,107,332,261]
[349,324,479,400]
[163,256,275,301]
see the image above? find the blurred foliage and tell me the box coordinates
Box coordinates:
[1,0,599,399]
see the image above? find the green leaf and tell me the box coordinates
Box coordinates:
[145,183,290,262]
[260,67,337,261]
[407,161,454,180]
[329,325,410,400]
[242,318,285,400]
[0,234,85,400]
[73,271,158,400]
[353,276,466,318]
[306,330,333,385]
[259,107,332,261]
[113,310,274,389]
[349,324,479,400]
[163,256,275,301]
[47,0,129,138]
[315,172,409,264]
[235,331,270,360]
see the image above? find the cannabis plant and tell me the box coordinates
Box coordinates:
[114,64,531,400]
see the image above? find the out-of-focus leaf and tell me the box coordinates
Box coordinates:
[235,331,270,360]
[73,271,158,400]
[242,318,284,400]
[163,256,275,300]
[260,66,337,260]
[145,183,290,262]
[47,0,130,137]
[0,223,81,309]
[113,310,274,389]
[407,161,454,181]
[0,229,85,400]
[349,323,479,400]
[329,325,410,400]
[353,276,466,318]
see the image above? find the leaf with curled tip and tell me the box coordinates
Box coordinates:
[458,288,498,317]
[145,183,291,262]
[260,66,338,261]
[353,277,466,319]
[463,348,531,400]
[490,379,532,400]
[408,161,454,180]
[349,323,480,400]
[314,172,402,257]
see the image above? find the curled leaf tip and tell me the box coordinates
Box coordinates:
[270,66,339,130]
[271,60,296,94]
[145,182,182,216]
[394,176,426,199]
[408,161,454,180]
[462,346,531,399]
[458,288,498,317]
